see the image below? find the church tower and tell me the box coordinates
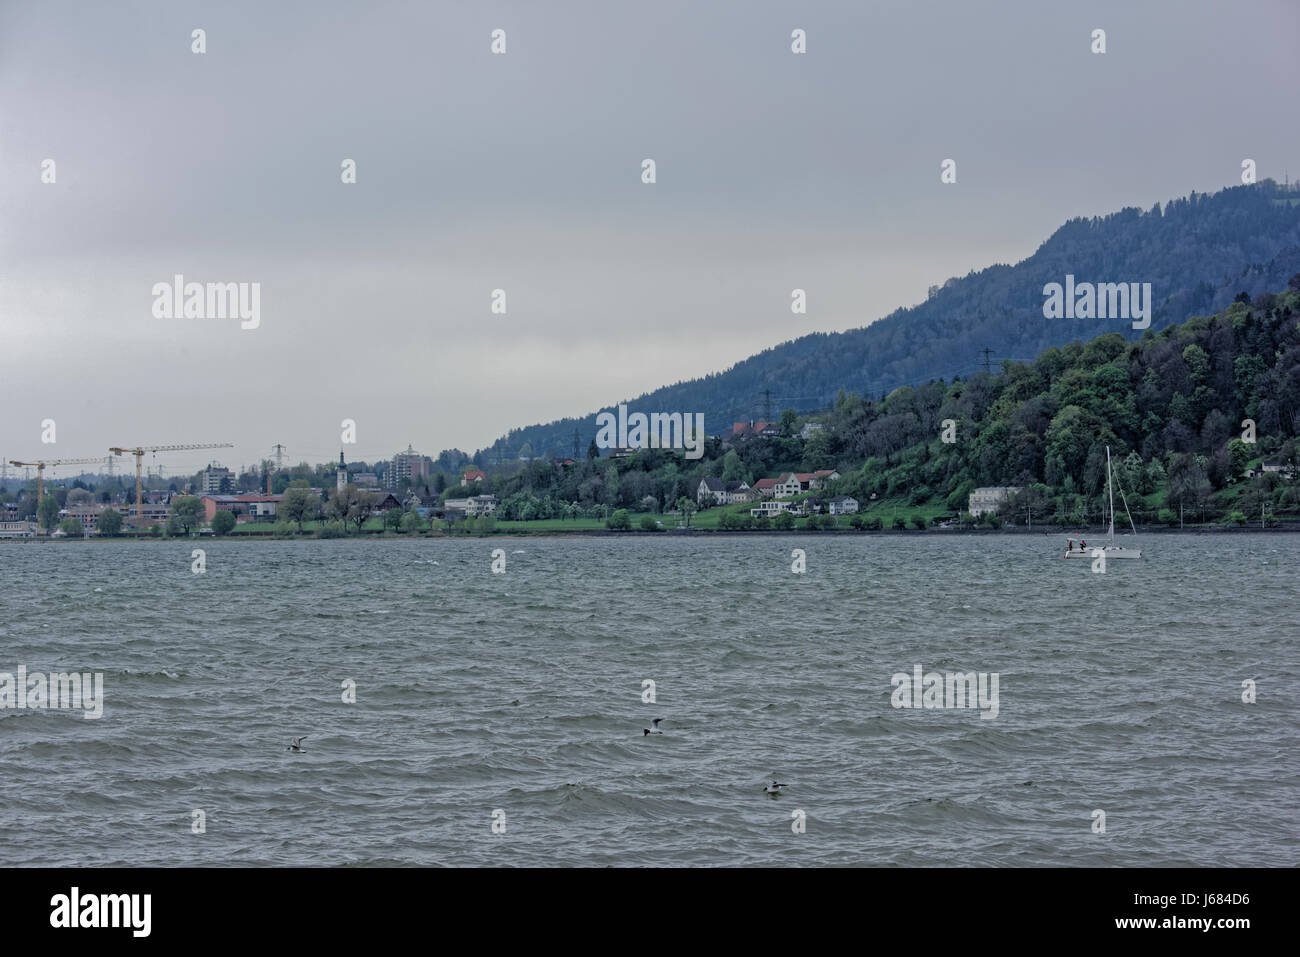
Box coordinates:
[337,450,347,492]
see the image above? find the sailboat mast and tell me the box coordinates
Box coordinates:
[1106,446,1115,540]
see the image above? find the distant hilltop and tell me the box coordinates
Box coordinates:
[480,181,1300,461]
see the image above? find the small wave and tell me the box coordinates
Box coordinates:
[113,669,182,680]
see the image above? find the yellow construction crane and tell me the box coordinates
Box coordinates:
[7,458,105,503]
[108,443,234,517]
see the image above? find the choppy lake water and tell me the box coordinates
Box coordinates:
[0,534,1295,866]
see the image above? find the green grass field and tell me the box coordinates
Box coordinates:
[489,517,608,532]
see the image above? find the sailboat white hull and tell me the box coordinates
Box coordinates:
[1062,447,1143,561]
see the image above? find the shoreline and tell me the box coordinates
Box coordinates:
[4,524,1297,543]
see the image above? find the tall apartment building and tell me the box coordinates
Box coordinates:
[390,445,427,487]
[201,464,233,494]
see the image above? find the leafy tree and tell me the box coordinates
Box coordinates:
[674,496,696,527]
[38,495,59,531]
[328,484,373,533]
[721,450,743,482]
[909,515,927,529]
[1166,453,1212,518]
[350,492,376,533]
[803,428,835,469]
[606,509,631,531]
[58,517,84,537]
[66,488,94,506]
[170,496,204,535]
[281,487,320,532]
[401,511,424,534]
[773,511,795,530]
[97,508,123,537]
[892,516,907,530]
[384,508,404,533]
[639,514,659,531]
[211,510,236,535]
[946,480,975,513]
[1226,439,1252,482]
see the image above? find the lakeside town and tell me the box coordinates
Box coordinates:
[5,263,1300,543]
[3,401,1297,541]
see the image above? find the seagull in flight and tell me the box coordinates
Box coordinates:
[763,780,787,794]
[286,736,307,753]
[643,718,664,736]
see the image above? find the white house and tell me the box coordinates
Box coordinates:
[697,478,751,506]
[773,473,804,499]
[810,469,840,489]
[725,481,752,504]
[968,486,1021,517]
[697,477,726,506]
[827,496,859,515]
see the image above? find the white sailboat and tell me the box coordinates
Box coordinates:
[1063,446,1142,560]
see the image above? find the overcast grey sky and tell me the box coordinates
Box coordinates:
[2,0,1297,477]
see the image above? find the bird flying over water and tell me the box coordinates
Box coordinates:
[644,718,664,736]
[764,780,787,794]
[286,736,307,752]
